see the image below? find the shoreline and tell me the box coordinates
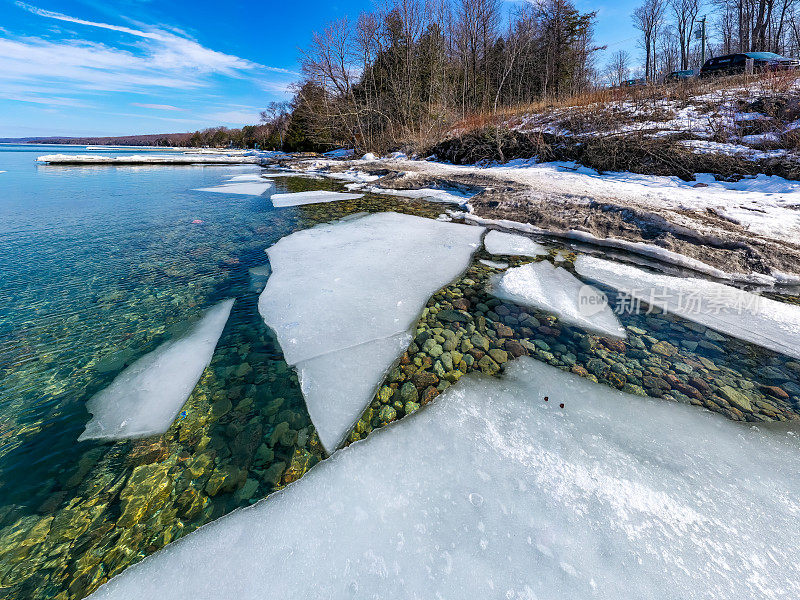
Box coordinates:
[271,154,800,287]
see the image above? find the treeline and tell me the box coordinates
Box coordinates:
[21,133,192,146]
[289,0,600,152]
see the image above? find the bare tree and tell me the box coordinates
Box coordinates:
[671,0,701,69]
[633,0,667,80]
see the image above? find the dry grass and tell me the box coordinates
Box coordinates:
[426,71,800,180]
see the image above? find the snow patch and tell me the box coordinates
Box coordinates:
[79,299,234,441]
[575,255,800,360]
[86,357,800,600]
[492,261,626,339]
[258,212,484,451]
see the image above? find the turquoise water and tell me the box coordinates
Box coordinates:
[0,145,449,599]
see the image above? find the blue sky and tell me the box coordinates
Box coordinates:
[0,0,642,137]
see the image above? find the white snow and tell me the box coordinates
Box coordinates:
[87,357,800,600]
[484,230,548,257]
[270,190,363,207]
[492,261,626,339]
[320,156,800,246]
[575,255,800,360]
[79,299,234,441]
[195,181,275,196]
[36,154,263,164]
[258,212,484,451]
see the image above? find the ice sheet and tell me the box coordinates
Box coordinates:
[484,230,548,257]
[492,261,626,338]
[259,212,484,450]
[36,154,262,164]
[575,255,800,359]
[194,181,274,196]
[270,190,364,207]
[87,357,800,600]
[79,299,234,441]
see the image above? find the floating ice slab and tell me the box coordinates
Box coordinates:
[195,181,274,196]
[349,184,475,207]
[297,332,413,450]
[79,299,234,441]
[484,230,547,257]
[36,154,262,165]
[226,173,269,182]
[87,357,800,600]
[259,212,484,450]
[575,255,800,360]
[479,259,508,269]
[492,261,626,338]
[270,190,363,207]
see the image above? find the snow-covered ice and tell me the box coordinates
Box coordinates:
[270,190,364,207]
[195,181,275,196]
[492,261,626,339]
[36,154,263,165]
[258,212,484,451]
[484,230,547,257]
[226,173,270,182]
[87,357,800,600]
[79,299,234,441]
[575,255,800,360]
[348,184,475,207]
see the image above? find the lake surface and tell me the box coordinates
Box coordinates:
[1,144,799,600]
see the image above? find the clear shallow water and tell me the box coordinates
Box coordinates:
[1,144,799,599]
[0,145,444,598]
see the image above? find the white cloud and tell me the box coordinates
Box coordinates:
[131,103,183,111]
[2,3,295,96]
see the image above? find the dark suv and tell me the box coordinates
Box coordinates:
[700,52,799,77]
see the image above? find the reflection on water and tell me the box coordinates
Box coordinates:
[1,145,799,600]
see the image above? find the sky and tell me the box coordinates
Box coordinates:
[0,0,643,138]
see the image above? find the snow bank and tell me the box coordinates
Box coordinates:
[87,357,800,600]
[270,190,363,207]
[492,261,626,339]
[258,212,484,452]
[195,181,275,196]
[36,154,262,165]
[484,230,547,257]
[575,255,800,360]
[79,299,234,441]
